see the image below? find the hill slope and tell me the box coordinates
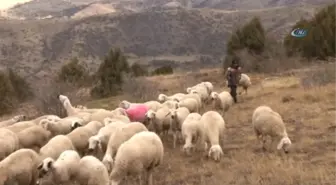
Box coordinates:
[0,6,318,82]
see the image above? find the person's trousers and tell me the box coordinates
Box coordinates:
[229,85,237,103]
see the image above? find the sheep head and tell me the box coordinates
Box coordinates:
[12,114,26,122]
[210,92,219,100]
[71,121,82,131]
[277,136,292,153]
[158,94,167,103]
[208,145,223,161]
[46,115,61,122]
[186,87,192,93]
[144,110,156,127]
[113,108,127,116]
[37,157,55,178]
[88,136,102,153]
[119,100,131,109]
[102,154,114,173]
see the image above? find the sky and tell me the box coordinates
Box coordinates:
[0,0,32,10]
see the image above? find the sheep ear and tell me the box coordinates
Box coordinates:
[277,138,284,150]
[37,163,43,170]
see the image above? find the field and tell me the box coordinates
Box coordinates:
[84,63,336,185]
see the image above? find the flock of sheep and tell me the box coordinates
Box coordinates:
[0,72,292,185]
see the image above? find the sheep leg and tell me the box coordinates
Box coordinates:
[146,170,153,185]
[173,132,177,148]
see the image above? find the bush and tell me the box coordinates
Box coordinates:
[7,68,33,101]
[151,65,174,76]
[91,48,130,98]
[0,71,17,115]
[57,57,89,85]
[284,3,335,60]
[130,63,148,77]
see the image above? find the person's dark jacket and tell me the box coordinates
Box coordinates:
[226,67,242,86]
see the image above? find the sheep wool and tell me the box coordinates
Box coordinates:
[210,91,233,113]
[0,149,40,185]
[17,125,51,151]
[252,106,292,153]
[200,111,225,161]
[102,122,148,172]
[0,128,20,161]
[177,98,199,113]
[110,131,164,185]
[39,135,76,160]
[238,73,252,95]
[144,100,162,112]
[75,156,110,185]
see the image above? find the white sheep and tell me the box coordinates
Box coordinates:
[252,105,292,153]
[238,73,252,95]
[200,111,225,161]
[201,81,214,95]
[161,100,179,109]
[75,155,110,185]
[39,135,76,160]
[144,100,162,111]
[210,91,234,114]
[177,98,200,113]
[0,114,26,128]
[89,109,127,123]
[58,94,103,116]
[102,122,148,172]
[87,121,127,160]
[67,121,104,156]
[39,116,86,136]
[110,131,164,185]
[17,125,51,151]
[0,128,20,161]
[189,85,209,104]
[179,93,202,109]
[36,150,81,185]
[170,107,190,147]
[181,113,205,155]
[144,107,173,137]
[0,148,40,185]
[5,115,60,133]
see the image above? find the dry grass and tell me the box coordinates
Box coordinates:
[84,64,335,185]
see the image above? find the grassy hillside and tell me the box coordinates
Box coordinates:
[78,63,335,185]
[0,5,319,83]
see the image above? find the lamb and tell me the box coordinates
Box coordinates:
[110,131,164,185]
[5,115,61,133]
[252,105,292,153]
[238,73,252,95]
[0,148,40,185]
[177,98,200,113]
[75,156,110,185]
[0,114,26,128]
[181,113,204,155]
[161,100,179,109]
[170,107,190,147]
[17,125,51,151]
[39,135,76,160]
[102,122,148,172]
[39,116,87,136]
[144,107,173,137]
[144,100,162,111]
[67,121,104,156]
[87,121,127,160]
[36,150,81,185]
[210,91,234,114]
[200,111,225,161]
[0,128,20,161]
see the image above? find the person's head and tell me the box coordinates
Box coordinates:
[231,59,239,69]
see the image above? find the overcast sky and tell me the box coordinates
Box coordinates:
[0,0,32,10]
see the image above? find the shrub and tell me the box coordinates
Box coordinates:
[151,65,174,76]
[284,3,335,60]
[0,71,17,115]
[57,57,89,85]
[7,68,33,101]
[91,48,130,98]
[130,63,148,77]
